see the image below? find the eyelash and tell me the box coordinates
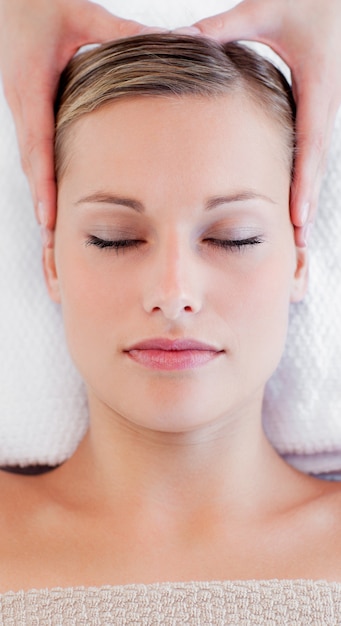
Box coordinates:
[85,237,142,252]
[85,235,264,254]
[207,237,263,251]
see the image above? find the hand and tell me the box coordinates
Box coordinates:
[187,0,341,246]
[0,0,154,232]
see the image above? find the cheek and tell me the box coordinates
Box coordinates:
[54,236,134,377]
[223,247,296,377]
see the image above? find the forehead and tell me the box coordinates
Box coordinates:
[59,94,290,203]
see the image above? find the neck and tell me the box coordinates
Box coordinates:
[59,390,306,524]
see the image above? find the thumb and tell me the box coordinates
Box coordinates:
[74,2,150,44]
[192,0,280,44]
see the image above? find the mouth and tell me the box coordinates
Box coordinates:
[124,337,224,371]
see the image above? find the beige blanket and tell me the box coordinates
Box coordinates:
[1,579,341,625]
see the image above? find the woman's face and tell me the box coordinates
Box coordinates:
[45,94,307,433]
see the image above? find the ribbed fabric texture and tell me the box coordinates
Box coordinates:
[1,579,341,625]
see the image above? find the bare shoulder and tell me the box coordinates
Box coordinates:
[0,467,64,529]
[303,475,341,519]
[322,479,341,520]
[312,476,341,506]
[0,469,44,517]
[0,467,72,593]
[303,478,341,580]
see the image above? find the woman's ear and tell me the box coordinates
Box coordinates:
[290,246,309,303]
[43,245,61,303]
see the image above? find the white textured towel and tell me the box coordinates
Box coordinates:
[1,0,341,473]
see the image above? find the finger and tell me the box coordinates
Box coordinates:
[75,2,151,44]
[20,89,57,229]
[3,83,37,203]
[192,0,280,44]
[290,78,336,228]
[294,225,305,249]
[3,59,58,221]
[40,226,55,249]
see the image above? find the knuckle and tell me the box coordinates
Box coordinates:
[20,149,30,174]
[298,130,325,161]
[211,16,225,31]
[311,131,325,154]
[21,133,40,173]
[25,131,42,160]
[198,14,224,34]
[117,18,135,35]
[117,19,126,35]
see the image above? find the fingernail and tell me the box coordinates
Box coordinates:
[172,26,201,35]
[38,201,49,227]
[40,226,54,248]
[303,221,314,246]
[301,202,310,225]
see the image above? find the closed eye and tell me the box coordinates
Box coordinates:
[204,236,264,251]
[85,236,143,253]
[85,235,264,254]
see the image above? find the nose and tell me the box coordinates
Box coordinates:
[143,232,202,320]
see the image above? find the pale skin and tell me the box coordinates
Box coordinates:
[1,0,341,249]
[0,0,163,228]
[1,93,341,593]
[184,0,341,245]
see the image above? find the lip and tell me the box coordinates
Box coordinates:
[124,338,224,371]
[125,338,222,351]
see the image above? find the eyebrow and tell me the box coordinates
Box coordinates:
[74,190,277,213]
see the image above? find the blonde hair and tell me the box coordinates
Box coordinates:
[54,33,295,181]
